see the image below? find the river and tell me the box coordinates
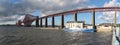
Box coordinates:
[0,26,112,45]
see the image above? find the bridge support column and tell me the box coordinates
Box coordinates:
[40,18,42,27]
[52,16,55,27]
[45,17,48,27]
[114,10,117,27]
[60,15,64,30]
[36,16,39,27]
[74,12,77,22]
[92,10,96,32]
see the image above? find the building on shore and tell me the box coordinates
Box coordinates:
[85,24,93,29]
[65,21,85,29]
[97,23,113,32]
[65,21,113,32]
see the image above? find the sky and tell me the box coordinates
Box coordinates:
[0,0,120,25]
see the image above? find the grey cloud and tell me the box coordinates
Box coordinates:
[0,15,20,23]
[0,0,89,24]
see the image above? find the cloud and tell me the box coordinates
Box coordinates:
[0,0,90,24]
[26,0,89,16]
[17,15,25,22]
[104,0,120,7]
[0,15,20,23]
[98,0,120,22]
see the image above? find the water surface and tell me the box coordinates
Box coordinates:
[0,26,112,45]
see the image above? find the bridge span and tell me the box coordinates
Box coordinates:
[37,7,118,31]
[17,7,119,32]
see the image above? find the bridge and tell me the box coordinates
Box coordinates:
[16,7,119,32]
[15,7,120,45]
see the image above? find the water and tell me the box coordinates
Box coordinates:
[0,26,112,45]
[63,29,94,32]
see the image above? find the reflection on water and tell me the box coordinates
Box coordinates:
[0,26,112,45]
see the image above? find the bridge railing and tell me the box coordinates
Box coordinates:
[112,27,120,45]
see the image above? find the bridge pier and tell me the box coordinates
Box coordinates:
[60,14,64,29]
[92,9,96,32]
[45,17,48,27]
[74,12,77,22]
[52,16,55,27]
[40,18,42,27]
[114,9,117,27]
[36,16,39,27]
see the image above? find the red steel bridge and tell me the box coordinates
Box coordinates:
[16,7,119,32]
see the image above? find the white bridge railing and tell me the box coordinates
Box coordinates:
[112,27,120,45]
